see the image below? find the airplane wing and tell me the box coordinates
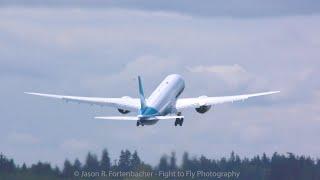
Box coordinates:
[24,92,140,111]
[176,91,280,110]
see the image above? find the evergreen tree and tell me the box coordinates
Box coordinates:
[230,151,236,163]
[118,150,131,171]
[21,163,27,172]
[182,152,190,170]
[0,153,15,173]
[30,162,53,175]
[74,158,82,172]
[84,152,100,171]
[169,152,177,171]
[100,149,111,171]
[1,150,320,180]
[130,151,141,171]
[62,159,74,177]
[53,166,61,176]
[199,155,211,171]
[158,155,169,171]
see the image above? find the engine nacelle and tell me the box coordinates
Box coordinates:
[118,108,130,114]
[117,96,132,114]
[195,105,212,114]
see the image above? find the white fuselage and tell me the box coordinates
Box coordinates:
[140,74,185,125]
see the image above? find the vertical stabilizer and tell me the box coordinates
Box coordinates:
[138,76,147,109]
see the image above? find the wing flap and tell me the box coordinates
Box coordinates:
[176,91,280,110]
[25,92,140,110]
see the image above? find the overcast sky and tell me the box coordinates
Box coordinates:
[1,0,320,17]
[0,2,319,167]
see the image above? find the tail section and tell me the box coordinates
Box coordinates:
[138,76,147,109]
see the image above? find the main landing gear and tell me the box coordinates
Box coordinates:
[136,121,144,127]
[174,112,184,126]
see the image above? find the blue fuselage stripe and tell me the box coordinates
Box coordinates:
[139,107,159,116]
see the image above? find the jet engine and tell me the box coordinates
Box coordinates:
[118,108,130,114]
[117,96,132,114]
[195,105,211,114]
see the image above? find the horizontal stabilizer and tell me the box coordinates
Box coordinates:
[154,116,184,120]
[95,116,184,121]
[95,116,139,120]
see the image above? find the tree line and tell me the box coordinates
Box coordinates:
[1,149,320,179]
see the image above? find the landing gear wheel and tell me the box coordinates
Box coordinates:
[174,112,183,126]
[179,118,184,126]
[175,112,184,127]
[137,121,144,126]
[175,118,184,126]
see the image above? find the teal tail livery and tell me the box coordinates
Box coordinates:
[25,74,280,127]
[138,76,146,109]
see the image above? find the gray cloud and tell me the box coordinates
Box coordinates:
[7,132,40,145]
[1,0,320,17]
[0,8,319,167]
[187,64,252,88]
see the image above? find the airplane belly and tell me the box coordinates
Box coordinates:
[141,119,159,125]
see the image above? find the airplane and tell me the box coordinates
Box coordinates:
[25,74,279,127]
